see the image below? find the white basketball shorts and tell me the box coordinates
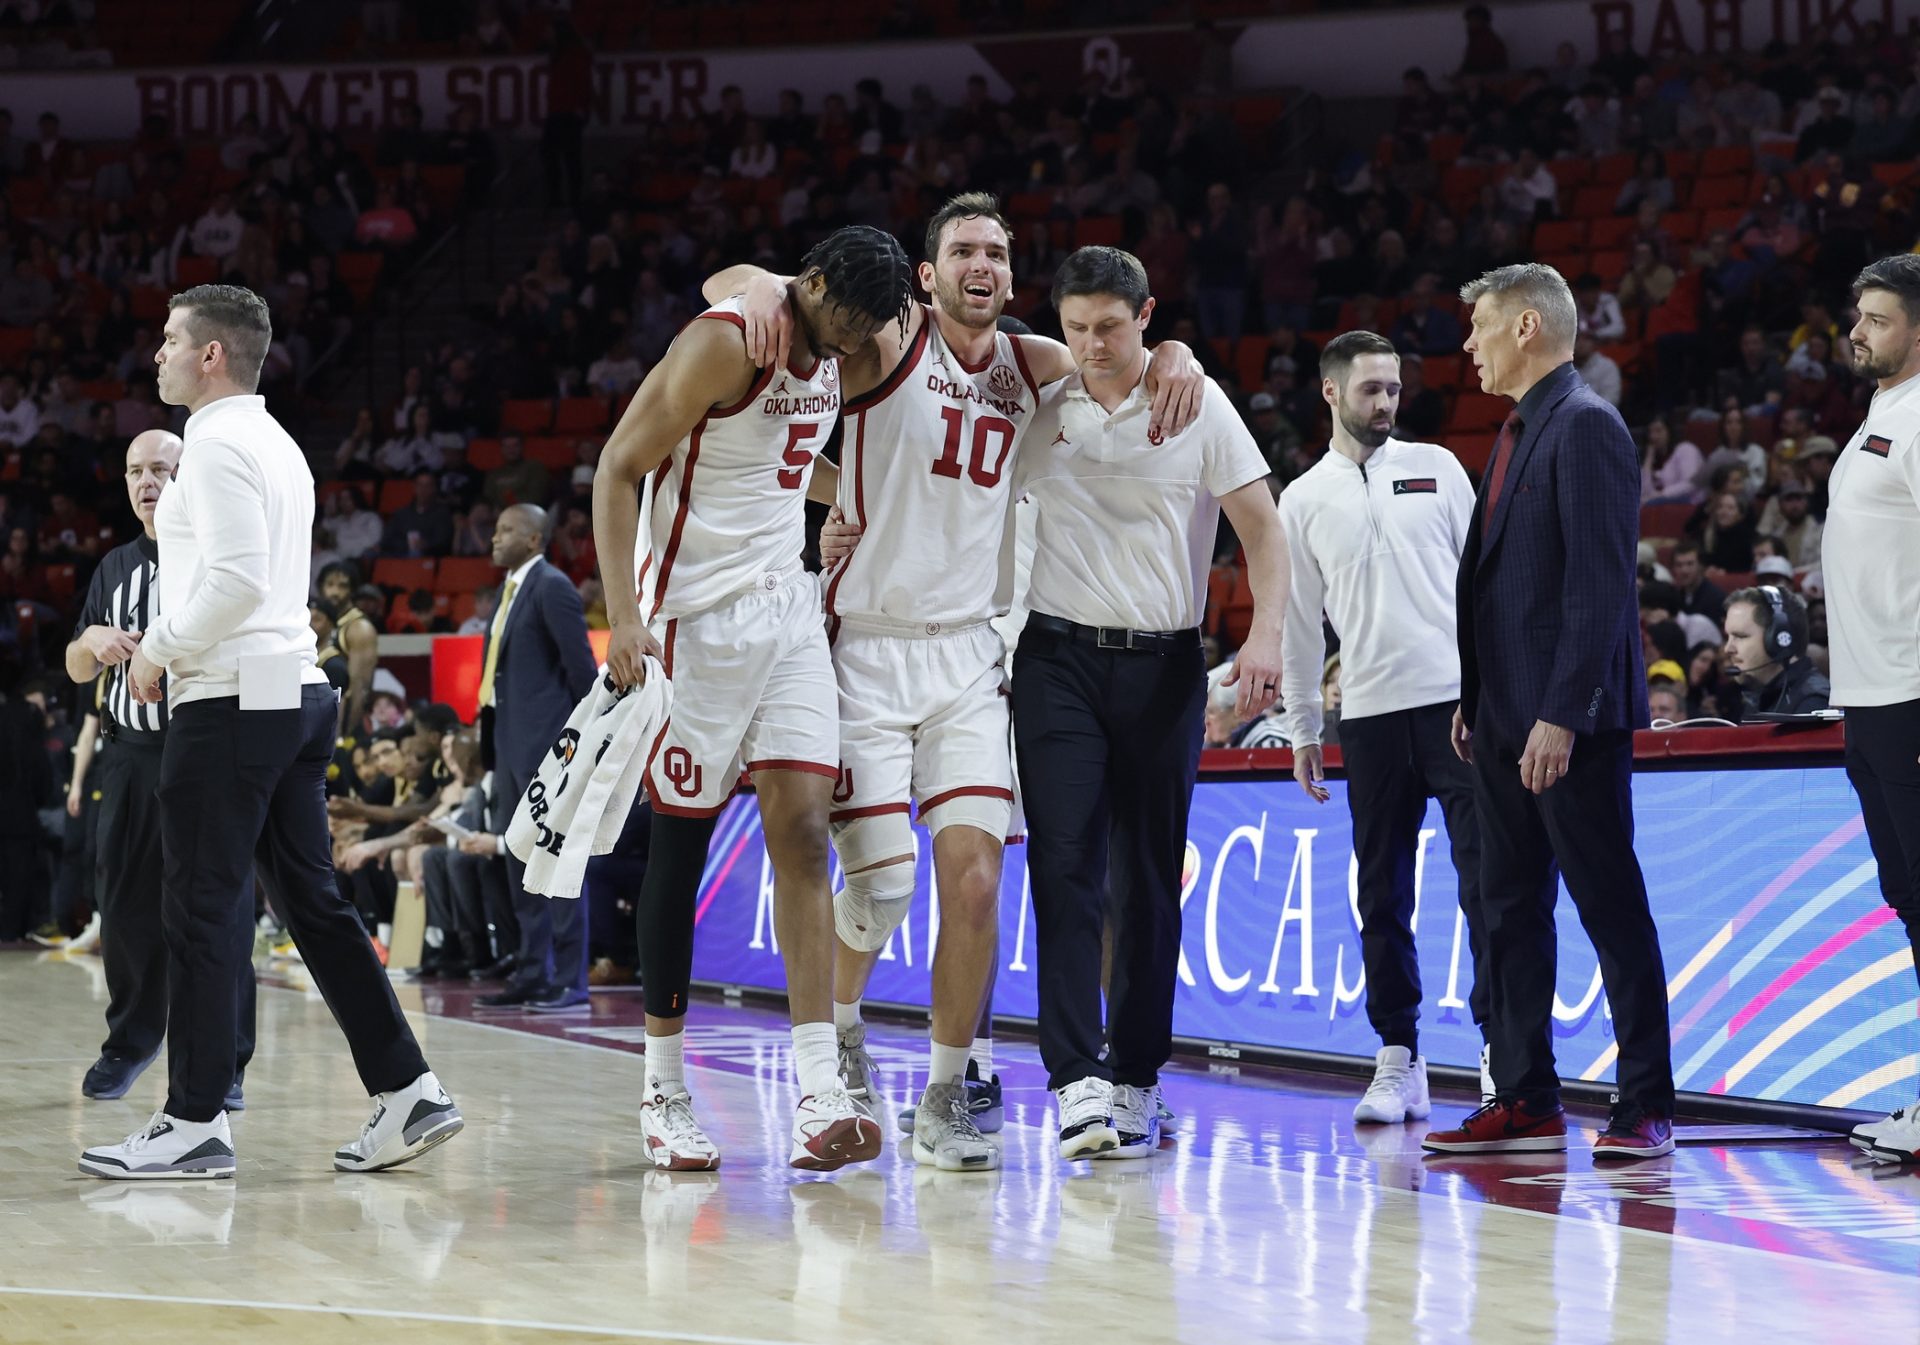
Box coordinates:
[644,565,839,816]
[828,619,1019,871]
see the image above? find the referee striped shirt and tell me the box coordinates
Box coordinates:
[72,535,168,734]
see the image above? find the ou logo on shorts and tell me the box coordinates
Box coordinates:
[662,746,704,799]
[832,765,856,804]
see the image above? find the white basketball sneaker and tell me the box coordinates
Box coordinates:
[1054,1077,1118,1160]
[333,1071,463,1172]
[1353,1046,1432,1124]
[1859,1103,1920,1164]
[79,1111,236,1181]
[790,1087,883,1171]
[836,1021,881,1119]
[1098,1084,1162,1160]
[1153,1085,1178,1134]
[639,1086,722,1171]
[912,1080,999,1171]
[1480,1042,1496,1103]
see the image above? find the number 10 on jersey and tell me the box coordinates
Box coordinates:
[931,408,1016,488]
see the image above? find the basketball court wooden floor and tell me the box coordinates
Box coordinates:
[5,950,1920,1344]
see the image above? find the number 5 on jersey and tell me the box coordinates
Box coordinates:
[778,423,823,490]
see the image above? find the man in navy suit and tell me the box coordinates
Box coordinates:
[473,503,599,1011]
[1422,263,1676,1160]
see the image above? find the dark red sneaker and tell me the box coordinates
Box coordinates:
[1421,1098,1568,1153]
[1592,1105,1674,1160]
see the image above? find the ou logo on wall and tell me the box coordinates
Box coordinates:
[661,746,703,798]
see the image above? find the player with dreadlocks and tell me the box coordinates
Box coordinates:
[594,224,915,1172]
[701,196,1207,1171]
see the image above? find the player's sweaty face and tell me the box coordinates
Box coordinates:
[925,218,1012,329]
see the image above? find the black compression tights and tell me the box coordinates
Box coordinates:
[638,809,720,1018]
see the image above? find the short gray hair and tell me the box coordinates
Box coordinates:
[1459,263,1578,352]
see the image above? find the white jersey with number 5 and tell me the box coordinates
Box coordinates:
[823,307,1042,631]
[641,298,841,621]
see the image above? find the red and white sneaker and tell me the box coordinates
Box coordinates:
[1592,1104,1675,1160]
[639,1087,721,1171]
[790,1088,883,1171]
[1421,1097,1568,1153]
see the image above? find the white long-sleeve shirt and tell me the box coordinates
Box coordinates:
[144,394,329,708]
[1823,374,1920,707]
[1278,438,1474,747]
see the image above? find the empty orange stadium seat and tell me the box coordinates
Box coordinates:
[1661,210,1703,243]
[1687,176,1750,211]
[1073,216,1124,248]
[1533,220,1587,253]
[437,556,502,594]
[500,400,553,434]
[1451,391,1509,432]
[377,479,413,513]
[526,437,577,469]
[1546,158,1591,189]
[1449,431,1497,474]
[466,438,504,472]
[1699,145,1753,177]
[175,255,219,288]
[372,558,438,592]
[1639,503,1695,539]
[1700,207,1746,236]
[1588,216,1636,249]
[1589,153,1635,184]
[44,564,78,604]
[554,398,611,434]
[1422,354,1463,387]
[1589,250,1629,283]
[1234,338,1269,392]
[1571,185,1618,218]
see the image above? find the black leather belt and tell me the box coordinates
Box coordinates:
[1025,613,1200,655]
[100,719,164,746]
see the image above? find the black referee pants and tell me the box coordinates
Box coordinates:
[1013,620,1205,1092]
[1844,698,1920,998]
[159,686,427,1123]
[96,736,257,1069]
[1338,702,1488,1056]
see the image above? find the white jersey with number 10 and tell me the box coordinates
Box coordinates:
[823,309,1042,631]
[640,298,841,622]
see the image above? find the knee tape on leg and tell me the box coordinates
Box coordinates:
[834,862,916,953]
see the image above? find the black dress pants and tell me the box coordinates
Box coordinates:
[96,736,256,1069]
[1844,698,1920,996]
[1013,620,1205,1092]
[496,761,588,997]
[159,686,427,1123]
[1339,702,1488,1054]
[1472,725,1674,1113]
[447,847,515,962]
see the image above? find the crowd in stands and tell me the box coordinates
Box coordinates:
[4,3,1910,936]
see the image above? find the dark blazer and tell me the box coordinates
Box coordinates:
[1457,361,1648,750]
[484,556,597,781]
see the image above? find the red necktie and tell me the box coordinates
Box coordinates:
[1483,410,1524,518]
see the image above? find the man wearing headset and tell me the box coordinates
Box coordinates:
[1721,585,1831,718]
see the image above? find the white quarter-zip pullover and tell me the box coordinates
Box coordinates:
[143,393,329,708]
[1279,437,1475,746]
[1824,372,1920,707]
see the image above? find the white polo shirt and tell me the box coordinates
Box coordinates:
[1823,371,1920,707]
[1016,370,1268,631]
[144,393,329,708]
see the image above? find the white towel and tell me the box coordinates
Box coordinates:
[506,658,670,899]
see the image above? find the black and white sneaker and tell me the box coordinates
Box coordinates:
[1153,1086,1178,1134]
[79,1112,237,1181]
[899,1059,1004,1134]
[1098,1083,1162,1160]
[1054,1077,1118,1160]
[333,1071,464,1172]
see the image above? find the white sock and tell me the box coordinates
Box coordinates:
[970,1035,994,1079]
[645,1029,686,1094]
[833,999,863,1036]
[791,1021,841,1098]
[928,1041,971,1090]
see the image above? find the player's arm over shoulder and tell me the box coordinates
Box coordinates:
[600,318,756,483]
[840,300,923,402]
